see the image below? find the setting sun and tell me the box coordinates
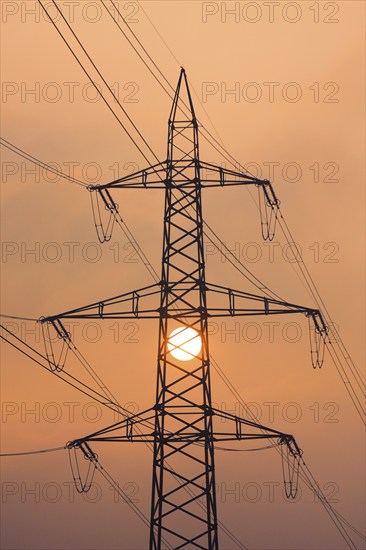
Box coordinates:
[167,327,202,361]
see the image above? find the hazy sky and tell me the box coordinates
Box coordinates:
[1,1,365,549]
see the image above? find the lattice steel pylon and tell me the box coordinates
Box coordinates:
[41,69,327,549]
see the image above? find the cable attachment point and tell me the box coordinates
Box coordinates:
[258,180,280,241]
[279,435,302,499]
[90,186,118,243]
[40,318,71,372]
[307,311,328,368]
[67,441,97,494]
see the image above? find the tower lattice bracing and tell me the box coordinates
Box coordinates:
[151,72,218,549]
[41,69,327,550]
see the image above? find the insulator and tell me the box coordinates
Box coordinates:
[280,440,301,499]
[308,315,326,368]
[258,185,278,241]
[41,320,70,372]
[90,188,116,243]
[68,445,96,494]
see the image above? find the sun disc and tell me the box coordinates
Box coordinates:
[167,327,202,361]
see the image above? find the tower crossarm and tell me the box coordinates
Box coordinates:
[210,407,302,454]
[66,404,302,457]
[90,162,168,190]
[38,283,329,330]
[204,282,328,331]
[67,406,157,446]
[198,161,276,197]
[39,283,163,323]
[89,161,274,194]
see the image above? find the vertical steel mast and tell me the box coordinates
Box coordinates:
[42,68,327,550]
[150,69,218,549]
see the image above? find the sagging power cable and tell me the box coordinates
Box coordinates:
[0,137,87,187]
[5,3,360,548]
[118,0,365,411]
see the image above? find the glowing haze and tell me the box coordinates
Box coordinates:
[1,2,365,550]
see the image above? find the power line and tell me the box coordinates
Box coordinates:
[278,213,365,392]
[107,0,365,423]
[208,357,362,549]
[0,137,87,187]
[40,0,366,464]
[0,313,39,322]
[0,325,363,548]
[0,315,143,424]
[1,327,125,417]
[107,0,251,179]
[2,210,357,548]
[37,0,290,438]
[298,461,358,550]
[0,330,173,543]
[1,69,250,550]
[5,3,360,548]
[37,0,155,169]
[0,325,160,431]
[1,140,364,429]
[0,325,173,548]
[93,459,174,550]
[128,0,365,407]
[39,0,282,307]
[1,325,247,549]
[53,17,364,544]
[4,18,249,544]
[323,339,365,424]
[50,0,161,166]
[0,446,66,457]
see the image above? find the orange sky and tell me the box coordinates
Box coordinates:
[1,1,365,549]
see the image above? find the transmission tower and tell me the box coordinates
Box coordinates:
[41,69,327,549]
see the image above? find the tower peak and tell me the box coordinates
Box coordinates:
[169,68,196,124]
